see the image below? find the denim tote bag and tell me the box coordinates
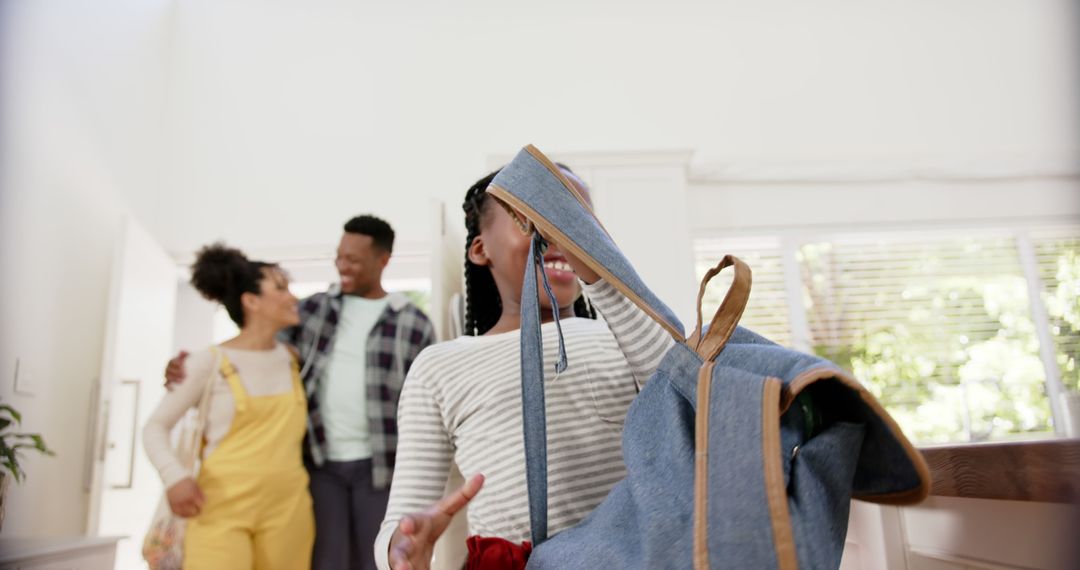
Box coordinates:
[487,145,931,570]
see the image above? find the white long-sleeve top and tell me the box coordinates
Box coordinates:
[374,280,674,569]
[142,344,296,488]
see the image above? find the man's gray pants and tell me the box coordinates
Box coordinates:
[308,458,390,570]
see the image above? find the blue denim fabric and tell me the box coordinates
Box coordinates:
[489,146,929,569]
[519,232,566,544]
[490,150,685,337]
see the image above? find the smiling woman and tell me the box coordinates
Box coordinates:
[142,243,315,570]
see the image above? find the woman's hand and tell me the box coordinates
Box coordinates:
[388,474,485,570]
[166,477,205,518]
[163,351,189,389]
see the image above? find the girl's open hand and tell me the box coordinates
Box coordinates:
[388,474,485,570]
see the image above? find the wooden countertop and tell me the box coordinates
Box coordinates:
[920,439,1080,503]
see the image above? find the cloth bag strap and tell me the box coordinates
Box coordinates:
[177,347,221,475]
[518,232,560,545]
[687,255,752,361]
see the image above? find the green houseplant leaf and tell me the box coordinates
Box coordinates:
[0,401,54,484]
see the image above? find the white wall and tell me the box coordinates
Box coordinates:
[0,0,173,536]
[689,175,1080,236]
[147,0,1079,260]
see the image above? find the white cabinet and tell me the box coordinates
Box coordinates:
[0,537,121,570]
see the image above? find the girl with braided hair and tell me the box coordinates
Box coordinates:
[460,166,596,338]
[375,166,672,570]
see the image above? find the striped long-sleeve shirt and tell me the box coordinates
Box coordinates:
[374,280,673,568]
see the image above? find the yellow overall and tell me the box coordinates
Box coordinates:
[184,351,315,570]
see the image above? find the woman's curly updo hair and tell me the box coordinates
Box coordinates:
[190,242,276,327]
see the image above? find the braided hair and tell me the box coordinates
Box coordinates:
[462,168,597,336]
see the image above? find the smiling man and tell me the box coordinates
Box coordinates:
[285,215,436,570]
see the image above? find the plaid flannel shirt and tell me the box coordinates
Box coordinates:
[280,286,436,489]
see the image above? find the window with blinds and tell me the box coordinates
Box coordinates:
[693,226,1079,444]
[799,235,1051,443]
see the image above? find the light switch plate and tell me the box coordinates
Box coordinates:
[13,358,37,396]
